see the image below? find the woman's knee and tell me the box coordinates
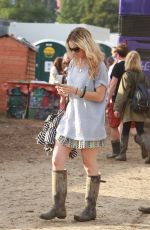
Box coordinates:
[83,159,98,175]
[82,148,98,175]
[52,142,70,170]
[52,153,62,169]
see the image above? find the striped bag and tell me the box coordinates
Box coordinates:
[36,109,78,159]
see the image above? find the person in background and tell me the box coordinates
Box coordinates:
[62,52,71,81]
[107,46,118,80]
[114,50,150,163]
[106,56,115,80]
[59,52,71,109]
[106,43,128,159]
[49,57,63,84]
[40,27,108,222]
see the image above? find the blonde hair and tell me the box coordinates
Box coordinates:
[66,27,104,78]
[125,50,142,72]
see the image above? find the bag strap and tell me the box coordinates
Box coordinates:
[126,71,138,98]
[93,79,96,92]
[127,71,148,99]
[64,97,69,110]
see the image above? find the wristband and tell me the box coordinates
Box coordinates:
[80,86,86,98]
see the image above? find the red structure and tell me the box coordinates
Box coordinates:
[0,34,36,112]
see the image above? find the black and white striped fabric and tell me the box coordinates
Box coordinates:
[36,109,78,159]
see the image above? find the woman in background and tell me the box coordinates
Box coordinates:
[49,57,63,84]
[114,51,150,163]
[62,52,71,80]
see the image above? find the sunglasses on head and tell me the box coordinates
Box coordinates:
[69,46,81,52]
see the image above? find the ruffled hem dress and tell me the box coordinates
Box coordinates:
[56,61,108,149]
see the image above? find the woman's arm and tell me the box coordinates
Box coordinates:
[107,76,118,103]
[78,85,107,102]
[55,84,107,103]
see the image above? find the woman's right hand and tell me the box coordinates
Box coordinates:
[55,86,66,96]
[55,84,77,96]
[55,85,69,97]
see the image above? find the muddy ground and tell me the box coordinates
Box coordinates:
[0,115,150,230]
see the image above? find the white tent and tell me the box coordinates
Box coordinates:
[9,22,110,45]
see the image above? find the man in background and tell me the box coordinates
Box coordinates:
[106,43,128,159]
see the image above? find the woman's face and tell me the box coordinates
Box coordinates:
[68,40,86,59]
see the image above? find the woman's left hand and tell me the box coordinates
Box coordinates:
[56,85,76,96]
[114,111,120,118]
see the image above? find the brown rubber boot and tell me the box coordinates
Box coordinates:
[106,140,120,158]
[140,134,150,164]
[115,135,129,161]
[134,134,148,159]
[74,175,101,222]
[138,206,150,214]
[40,170,67,220]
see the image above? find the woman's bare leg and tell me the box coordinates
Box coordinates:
[52,140,71,171]
[81,148,100,175]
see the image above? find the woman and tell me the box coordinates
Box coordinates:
[49,57,63,84]
[40,27,108,222]
[114,51,150,163]
[62,52,71,80]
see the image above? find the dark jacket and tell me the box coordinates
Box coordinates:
[114,71,148,123]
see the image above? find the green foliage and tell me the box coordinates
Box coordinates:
[57,0,119,32]
[0,0,12,19]
[57,0,81,23]
[0,0,56,22]
[0,0,119,32]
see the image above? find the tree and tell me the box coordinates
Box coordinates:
[57,0,118,32]
[0,0,12,19]
[87,0,118,32]
[0,0,57,22]
[0,0,119,32]
[57,0,81,23]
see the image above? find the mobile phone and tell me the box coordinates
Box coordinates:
[54,83,66,87]
[53,83,61,86]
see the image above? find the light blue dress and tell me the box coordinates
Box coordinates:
[56,61,108,148]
